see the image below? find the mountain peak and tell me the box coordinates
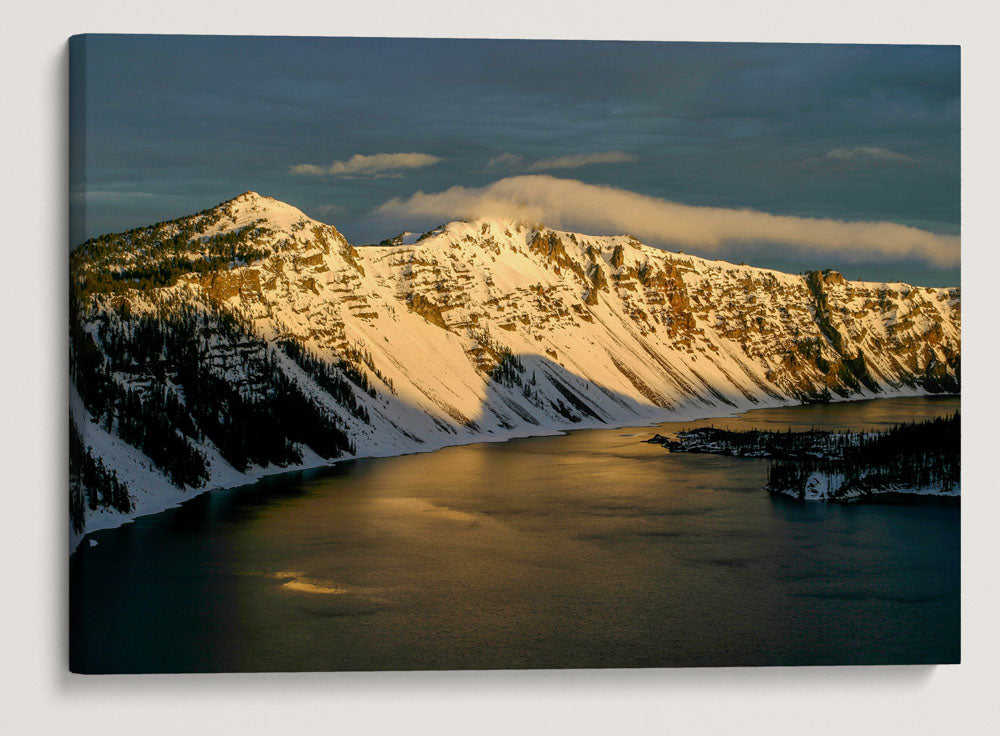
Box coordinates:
[218,190,266,207]
[214,191,317,232]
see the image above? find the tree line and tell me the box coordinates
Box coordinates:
[277,338,372,423]
[656,413,959,500]
[72,219,271,296]
[70,291,358,500]
[764,413,959,498]
[70,417,131,532]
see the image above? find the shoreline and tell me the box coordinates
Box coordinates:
[70,391,959,554]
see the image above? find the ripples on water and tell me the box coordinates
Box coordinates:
[70,397,960,672]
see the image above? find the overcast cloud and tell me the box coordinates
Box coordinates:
[71,37,960,284]
[378,175,959,267]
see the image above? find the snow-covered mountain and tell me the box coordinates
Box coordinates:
[69,192,961,544]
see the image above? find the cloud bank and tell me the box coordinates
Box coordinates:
[376,175,959,266]
[487,151,637,171]
[290,152,442,178]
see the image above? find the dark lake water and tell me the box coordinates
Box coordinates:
[70,396,960,672]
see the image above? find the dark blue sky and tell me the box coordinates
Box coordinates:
[70,35,959,285]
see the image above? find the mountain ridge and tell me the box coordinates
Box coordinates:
[69,192,961,546]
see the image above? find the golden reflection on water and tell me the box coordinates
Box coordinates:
[270,571,358,596]
[377,497,484,523]
[282,580,347,595]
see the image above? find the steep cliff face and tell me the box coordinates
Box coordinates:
[69,192,960,540]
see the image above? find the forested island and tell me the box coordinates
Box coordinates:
[645,412,960,502]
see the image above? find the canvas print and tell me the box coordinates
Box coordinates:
[68,36,960,673]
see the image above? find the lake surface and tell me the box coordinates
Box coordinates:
[70,396,960,672]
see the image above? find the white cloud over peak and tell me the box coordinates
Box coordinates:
[375,175,959,267]
[290,152,442,178]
